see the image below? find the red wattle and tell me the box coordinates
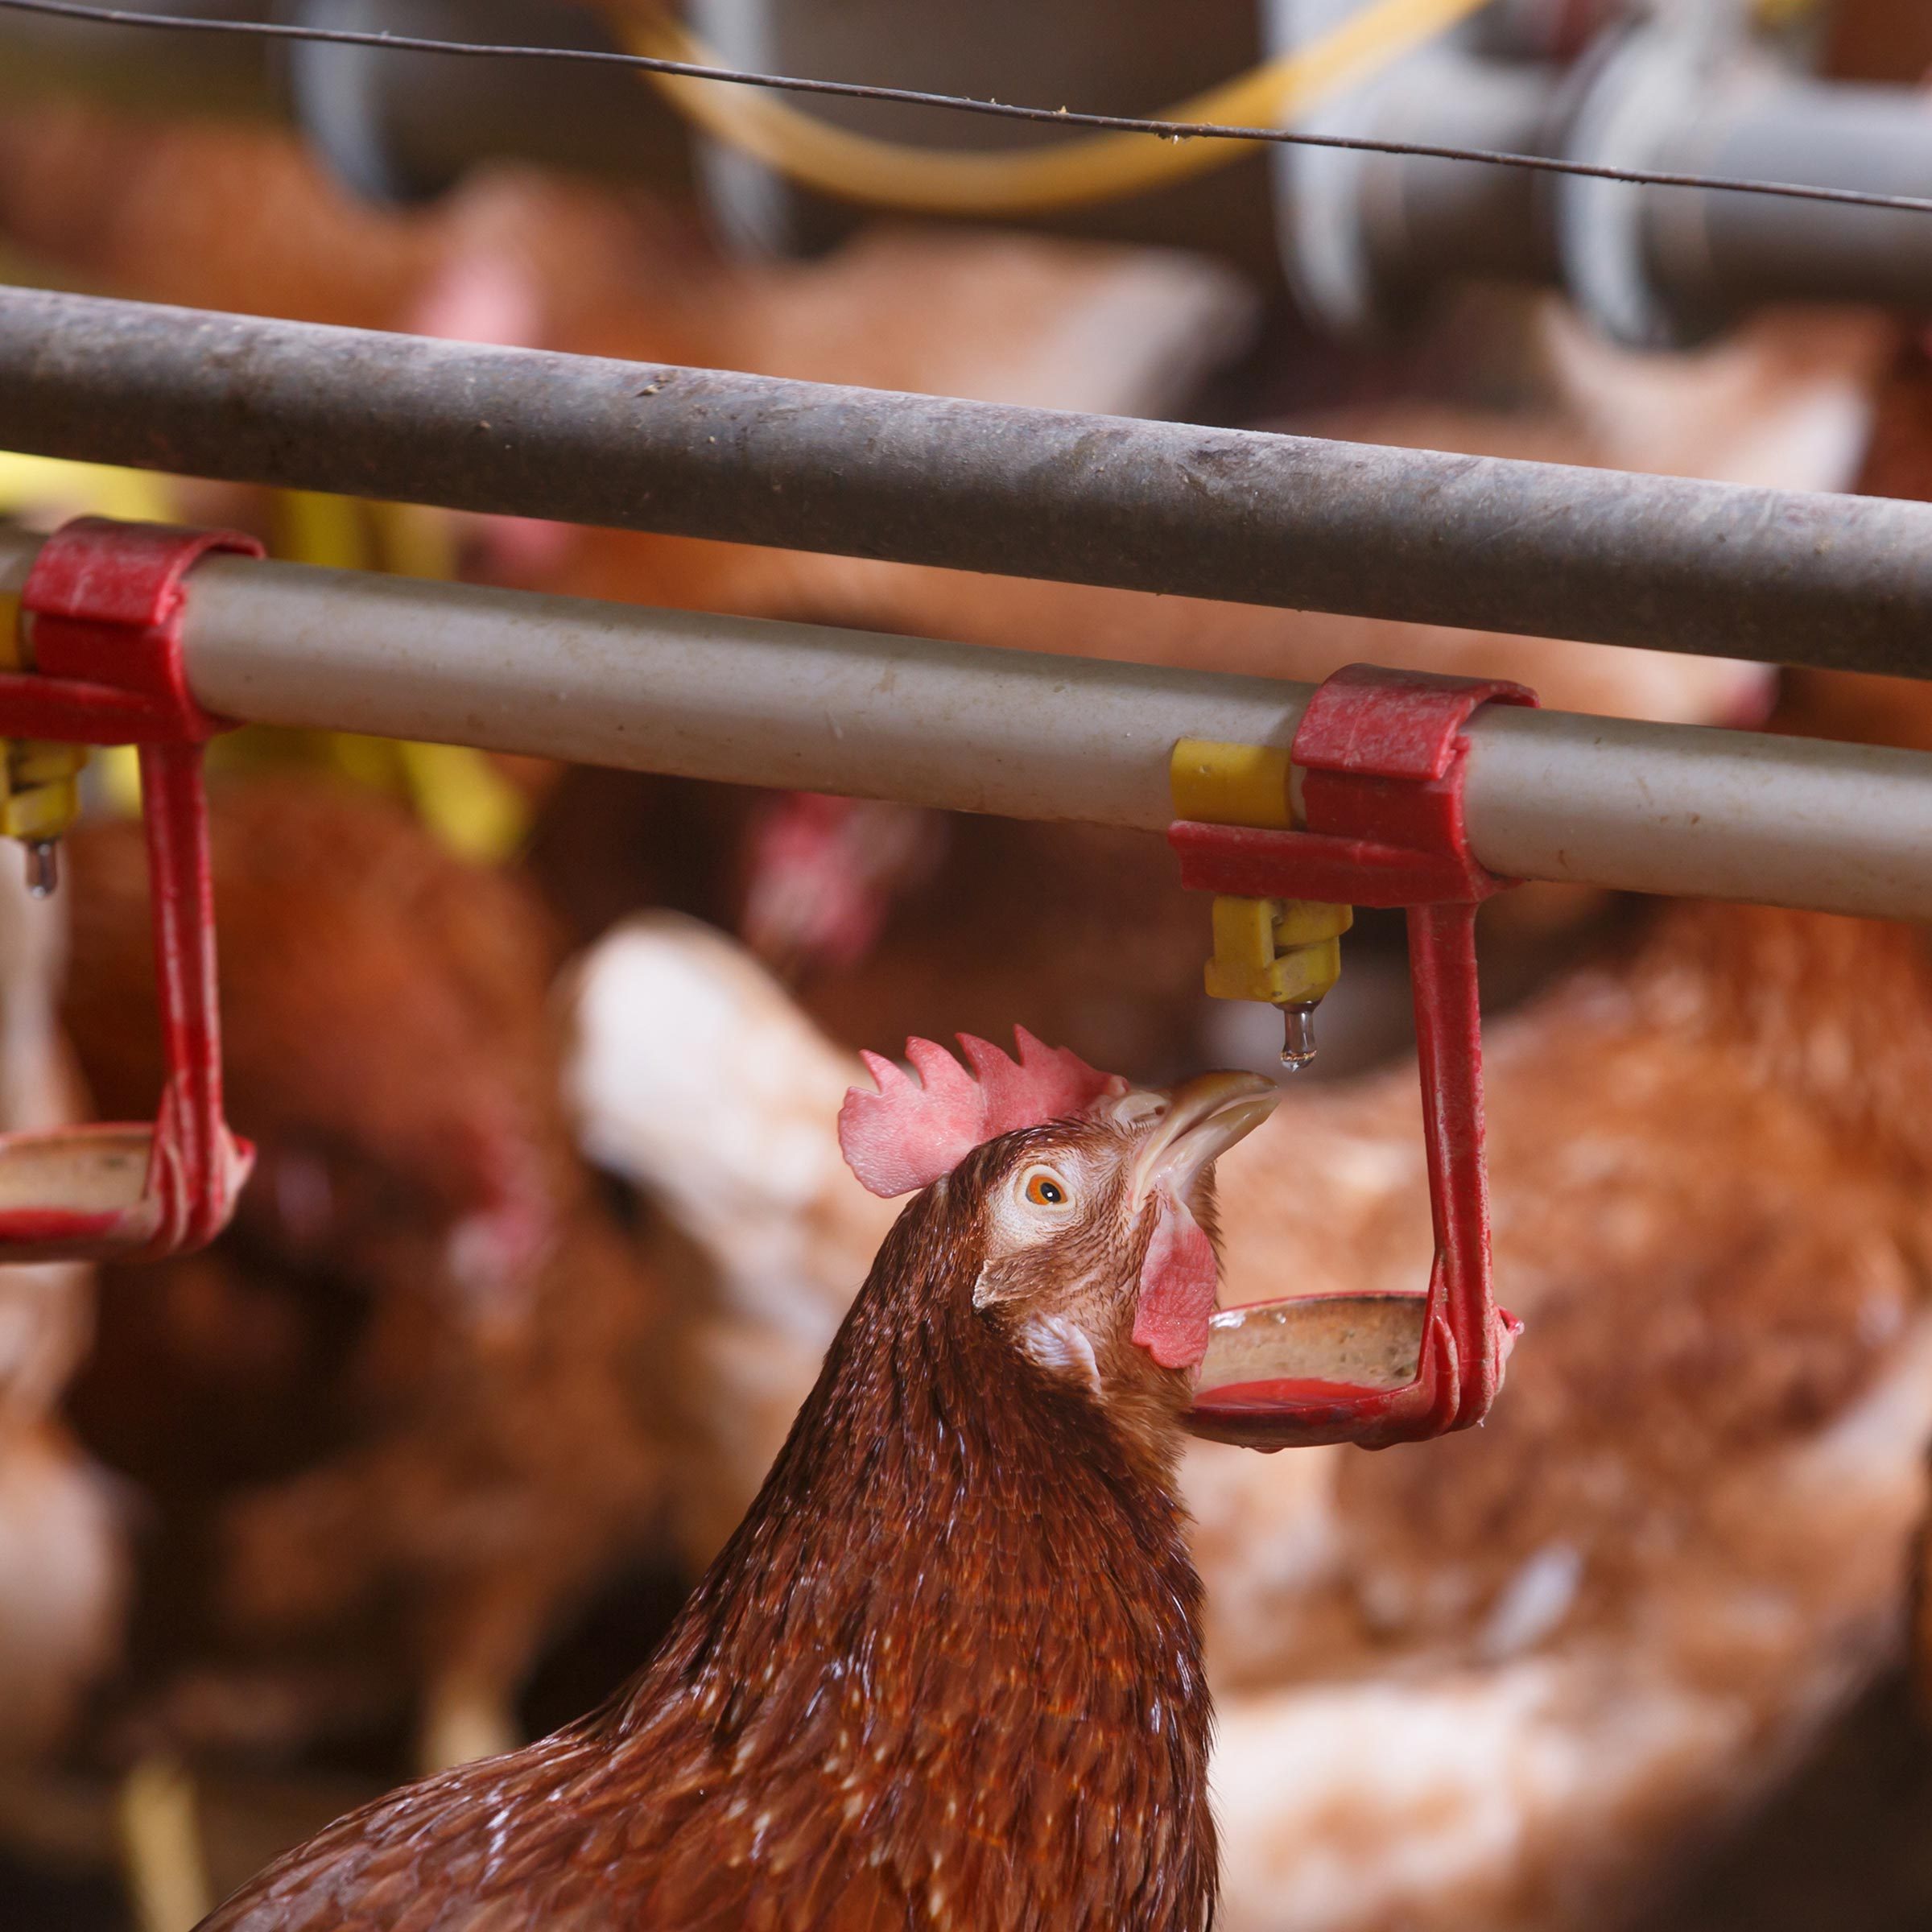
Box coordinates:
[1133,1191,1218,1370]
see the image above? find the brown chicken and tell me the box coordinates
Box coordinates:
[1191,895,1932,1930]
[198,1038,1280,1930]
[60,778,665,1775]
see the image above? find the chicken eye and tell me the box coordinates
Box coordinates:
[1022,1169,1072,1209]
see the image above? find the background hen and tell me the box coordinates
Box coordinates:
[60,778,667,1781]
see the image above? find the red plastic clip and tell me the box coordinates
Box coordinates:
[1171,664,1538,1450]
[0,517,257,1261]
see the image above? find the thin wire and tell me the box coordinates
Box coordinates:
[617,0,1500,216]
[3,0,1931,218]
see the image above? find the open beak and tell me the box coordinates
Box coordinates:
[1133,1070,1278,1207]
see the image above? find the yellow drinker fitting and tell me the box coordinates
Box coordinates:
[1171,737,1354,1069]
[0,580,85,896]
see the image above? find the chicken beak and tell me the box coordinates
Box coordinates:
[1133,1071,1278,1208]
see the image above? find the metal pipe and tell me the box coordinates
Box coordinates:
[122,548,1311,835]
[5,289,1932,677]
[1307,54,1932,342]
[1557,31,1932,348]
[5,527,1931,922]
[279,0,690,204]
[1459,708,1932,916]
[1354,57,1559,308]
[1660,81,1932,318]
[0,0,691,188]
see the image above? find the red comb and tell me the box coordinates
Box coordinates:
[838,1029,1125,1197]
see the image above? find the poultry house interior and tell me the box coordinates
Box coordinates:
[6,0,1932,1926]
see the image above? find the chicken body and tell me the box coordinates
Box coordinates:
[200,1062,1278,1930]
[1195,901,1932,1930]
[60,779,665,1770]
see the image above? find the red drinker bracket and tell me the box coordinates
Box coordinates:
[0,517,255,1260]
[1172,664,1536,1450]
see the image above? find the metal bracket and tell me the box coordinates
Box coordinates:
[0,516,257,1261]
[1171,663,1536,1451]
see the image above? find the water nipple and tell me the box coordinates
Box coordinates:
[1279,1001,1319,1071]
[23,840,58,899]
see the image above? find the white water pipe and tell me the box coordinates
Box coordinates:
[4,531,1930,923]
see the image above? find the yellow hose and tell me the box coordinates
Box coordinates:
[617,0,1492,216]
[117,1757,210,1932]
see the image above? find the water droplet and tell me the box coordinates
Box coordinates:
[1279,1001,1318,1071]
[23,840,58,899]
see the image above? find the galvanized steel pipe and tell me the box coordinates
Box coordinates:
[1340,68,1932,337]
[4,527,1931,922]
[4,290,1932,676]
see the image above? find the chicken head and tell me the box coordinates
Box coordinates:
[841,1032,1278,1459]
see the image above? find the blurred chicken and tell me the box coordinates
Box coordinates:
[1191,898,1932,1931]
[0,860,126,1765]
[60,778,665,1777]
[568,887,1932,1932]
[1778,362,1932,1725]
[566,917,897,1568]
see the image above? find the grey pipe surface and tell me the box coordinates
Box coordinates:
[168,553,1312,835]
[0,0,691,184]
[1356,66,1932,327]
[5,528,1931,922]
[5,289,1932,677]
[1674,82,1932,315]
